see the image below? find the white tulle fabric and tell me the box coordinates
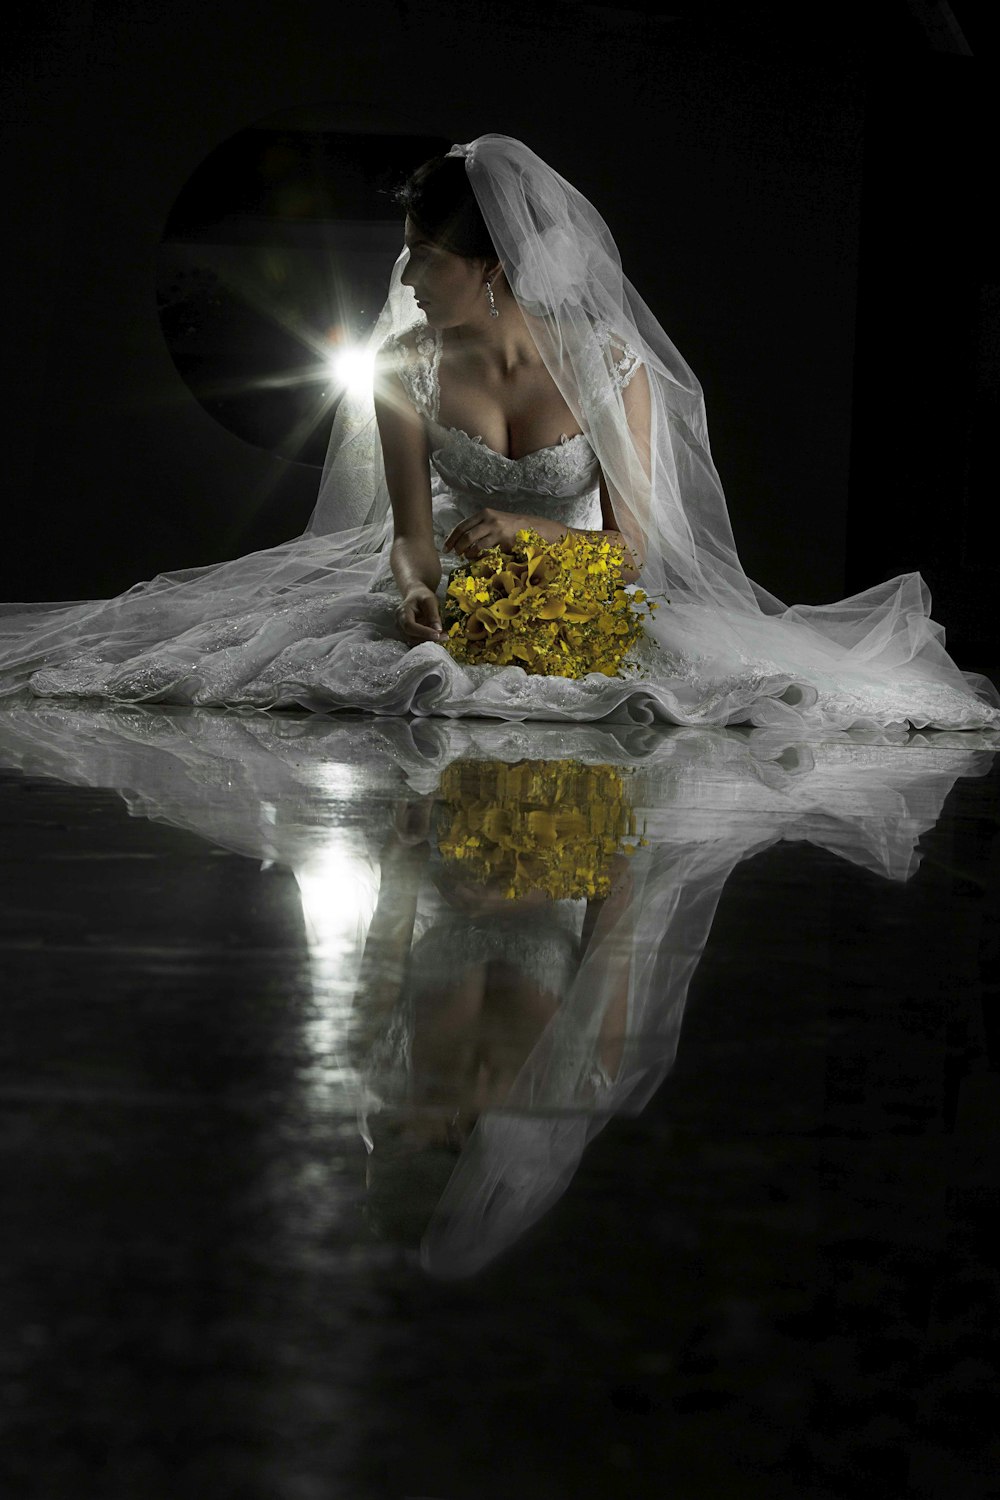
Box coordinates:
[0,134,997,733]
[0,703,993,1279]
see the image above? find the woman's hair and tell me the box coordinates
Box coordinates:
[393,154,497,261]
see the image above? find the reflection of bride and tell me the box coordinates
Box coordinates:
[0,135,997,733]
[0,703,993,1275]
[359,725,996,1276]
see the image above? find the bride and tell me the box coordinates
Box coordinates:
[1,134,997,733]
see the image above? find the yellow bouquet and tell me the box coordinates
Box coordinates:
[442,529,659,679]
[437,758,646,902]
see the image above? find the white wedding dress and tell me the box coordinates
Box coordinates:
[5,320,998,734]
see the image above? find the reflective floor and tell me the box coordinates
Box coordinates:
[0,702,997,1500]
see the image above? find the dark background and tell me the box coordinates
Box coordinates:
[2,1,996,666]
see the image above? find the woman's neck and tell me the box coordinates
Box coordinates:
[446,282,542,376]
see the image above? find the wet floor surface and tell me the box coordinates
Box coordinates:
[0,703,997,1500]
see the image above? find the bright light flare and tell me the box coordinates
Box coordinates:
[294,839,382,1115]
[296,841,381,959]
[326,344,376,397]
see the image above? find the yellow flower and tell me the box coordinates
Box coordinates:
[525,809,558,845]
[526,554,558,586]
[563,600,599,623]
[437,758,644,901]
[482,807,514,841]
[465,609,498,640]
[441,528,662,679]
[494,596,523,621]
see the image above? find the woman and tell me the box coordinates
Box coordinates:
[1,134,997,732]
[374,154,648,645]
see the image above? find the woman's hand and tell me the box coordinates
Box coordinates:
[396,584,446,644]
[444,508,542,559]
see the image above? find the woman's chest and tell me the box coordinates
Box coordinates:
[436,349,583,461]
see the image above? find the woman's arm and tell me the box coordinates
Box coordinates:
[373,351,445,642]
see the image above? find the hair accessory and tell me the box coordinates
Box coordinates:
[446,142,477,165]
[512,225,591,310]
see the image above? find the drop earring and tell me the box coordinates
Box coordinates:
[485,279,499,318]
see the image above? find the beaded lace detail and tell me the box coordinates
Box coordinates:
[27,604,1000,731]
[363,900,594,1107]
[385,322,641,427]
[22,326,1000,734]
[427,423,600,503]
[368,323,606,598]
[399,324,443,423]
[597,322,642,391]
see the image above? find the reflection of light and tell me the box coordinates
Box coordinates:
[296,840,381,958]
[309,763,363,799]
[294,837,382,1113]
[326,344,376,398]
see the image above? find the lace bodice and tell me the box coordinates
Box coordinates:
[410,891,586,996]
[426,421,600,512]
[363,893,610,1108]
[374,323,646,584]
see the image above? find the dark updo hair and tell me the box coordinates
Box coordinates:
[393,154,497,261]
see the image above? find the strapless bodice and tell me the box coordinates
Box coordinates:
[409,890,587,997]
[370,325,604,594]
[426,419,600,502]
[425,418,603,549]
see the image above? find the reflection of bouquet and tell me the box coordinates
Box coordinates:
[442,529,659,679]
[437,758,646,901]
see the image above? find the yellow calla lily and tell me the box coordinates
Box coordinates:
[440,526,659,680]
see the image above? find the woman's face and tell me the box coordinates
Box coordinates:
[399,215,489,328]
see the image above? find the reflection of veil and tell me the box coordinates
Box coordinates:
[0,703,993,1277]
[403,723,997,1276]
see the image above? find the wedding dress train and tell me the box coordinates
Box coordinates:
[3,321,997,734]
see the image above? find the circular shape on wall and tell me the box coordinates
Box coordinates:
[157,112,448,466]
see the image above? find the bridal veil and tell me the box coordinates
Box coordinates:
[313,133,998,721]
[0,132,996,729]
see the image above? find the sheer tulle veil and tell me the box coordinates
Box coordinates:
[313,133,997,717]
[0,132,996,725]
